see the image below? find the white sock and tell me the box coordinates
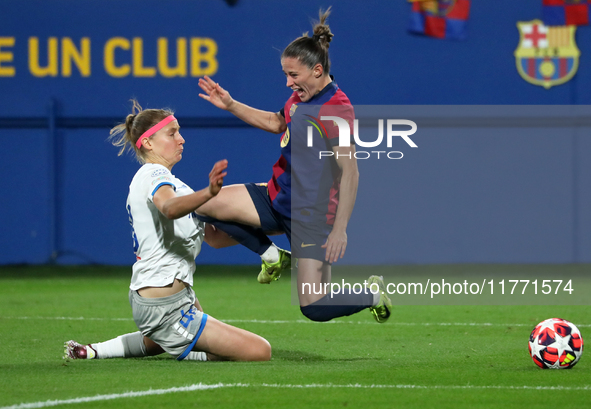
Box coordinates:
[261,244,279,263]
[84,345,97,359]
[185,351,207,361]
[91,337,125,359]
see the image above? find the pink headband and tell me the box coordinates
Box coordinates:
[135,115,177,148]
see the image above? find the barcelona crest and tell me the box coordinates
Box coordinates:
[514,20,580,89]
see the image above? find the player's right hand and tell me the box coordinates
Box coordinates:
[208,159,228,197]
[198,76,234,111]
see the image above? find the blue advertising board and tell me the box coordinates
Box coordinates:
[1,0,591,265]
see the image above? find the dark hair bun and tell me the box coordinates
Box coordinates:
[312,9,333,48]
[313,28,333,48]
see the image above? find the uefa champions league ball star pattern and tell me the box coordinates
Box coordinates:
[528,318,583,369]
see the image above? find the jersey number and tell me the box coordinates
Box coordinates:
[127,204,139,254]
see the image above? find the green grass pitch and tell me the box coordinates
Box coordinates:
[0,265,589,409]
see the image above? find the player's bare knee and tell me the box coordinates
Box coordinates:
[260,339,272,361]
[250,338,271,361]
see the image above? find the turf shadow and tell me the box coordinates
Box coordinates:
[272,349,381,363]
[273,349,327,362]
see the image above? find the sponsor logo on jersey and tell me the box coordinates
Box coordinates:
[280,127,290,148]
[514,20,580,89]
[151,176,172,185]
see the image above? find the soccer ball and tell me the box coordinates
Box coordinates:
[528,318,584,369]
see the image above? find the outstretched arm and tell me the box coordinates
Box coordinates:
[198,76,287,134]
[153,160,228,220]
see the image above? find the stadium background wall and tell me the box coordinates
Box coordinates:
[1,0,591,265]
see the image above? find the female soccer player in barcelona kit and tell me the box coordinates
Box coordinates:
[64,101,271,361]
[195,8,392,323]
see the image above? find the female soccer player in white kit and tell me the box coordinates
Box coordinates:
[64,101,271,362]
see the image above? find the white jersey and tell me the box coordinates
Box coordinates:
[126,163,204,290]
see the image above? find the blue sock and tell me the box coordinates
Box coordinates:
[196,215,272,255]
[300,289,374,322]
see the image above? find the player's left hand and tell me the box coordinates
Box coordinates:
[322,229,347,263]
[198,76,234,111]
[209,159,228,197]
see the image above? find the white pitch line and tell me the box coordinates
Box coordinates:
[2,316,590,327]
[2,383,591,409]
[1,316,134,321]
[0,383,233,409]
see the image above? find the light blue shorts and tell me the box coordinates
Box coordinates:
[129,287,208,360]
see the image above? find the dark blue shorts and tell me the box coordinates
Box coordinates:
[245,183,332,262]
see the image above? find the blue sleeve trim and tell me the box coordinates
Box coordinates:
[176,313,208,361]
[151,182,175,198]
